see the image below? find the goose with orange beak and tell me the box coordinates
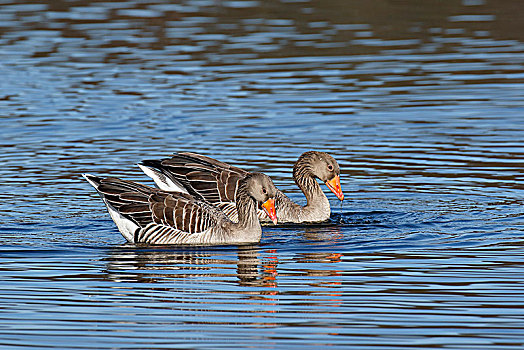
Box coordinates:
[83,172,278,245]
[139,151,343,224]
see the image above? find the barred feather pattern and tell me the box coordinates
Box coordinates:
[84,174,237,245]
[140,151,337,224]
[139,152,247,206]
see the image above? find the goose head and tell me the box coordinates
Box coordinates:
[245,172,278,224]
[301,151,344,201]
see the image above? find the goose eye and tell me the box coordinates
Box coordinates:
[327,165,334,171]
[262,188,267,194]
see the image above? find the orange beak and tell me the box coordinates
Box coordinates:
[261,198,278,225]
[325,175,344,201]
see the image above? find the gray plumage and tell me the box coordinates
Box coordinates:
[83,172,277,245]
[139,151,343,224]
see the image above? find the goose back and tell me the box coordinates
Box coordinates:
[139,152,250,222]
[84,174,234,245]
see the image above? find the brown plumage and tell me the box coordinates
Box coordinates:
[83,172,277,245]
[138,151,343,224]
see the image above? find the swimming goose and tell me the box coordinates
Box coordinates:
[138,151,343,224]
[82,172,278,245]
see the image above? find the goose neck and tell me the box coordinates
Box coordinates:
[234,181,259,230]
[293,162,326,206]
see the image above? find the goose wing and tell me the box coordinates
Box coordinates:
[139,152,248,220]
[83,174,226,245]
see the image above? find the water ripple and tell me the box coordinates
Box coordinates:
[1,0,524,348]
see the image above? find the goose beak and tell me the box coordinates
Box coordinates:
[262,198,278,225]
[325,175,344,201]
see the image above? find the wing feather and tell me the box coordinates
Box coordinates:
[139,152,248,216]
[85,175,227,244]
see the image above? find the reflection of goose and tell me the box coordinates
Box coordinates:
[103,246,275,288]
[82,172,277,245]
[139,151,344,224]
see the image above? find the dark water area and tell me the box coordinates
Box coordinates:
[1,0,524,348]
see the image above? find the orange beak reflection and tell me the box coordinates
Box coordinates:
[325,175,344,201]
[262,198,278,225]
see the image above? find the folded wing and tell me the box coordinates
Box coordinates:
[83,174,224,244]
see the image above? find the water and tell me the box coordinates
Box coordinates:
[1,0,524,348]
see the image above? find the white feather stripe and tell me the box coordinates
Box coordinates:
[196,209,203,233]
[137,164,189,193]
[198,188,219,194]
[181,201,189,231]
[138,222,216,245]
[82,173,98,188]
[224,172,233,200]
[139,224,173,244]
[104,202,138,242]
[189,178,221,183]
[147,226,169,243]
[188,206,195,234]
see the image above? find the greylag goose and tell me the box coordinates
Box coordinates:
[138,151,343,224]
[82,172,278,245]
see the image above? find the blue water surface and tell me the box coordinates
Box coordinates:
[1,0,524,349]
